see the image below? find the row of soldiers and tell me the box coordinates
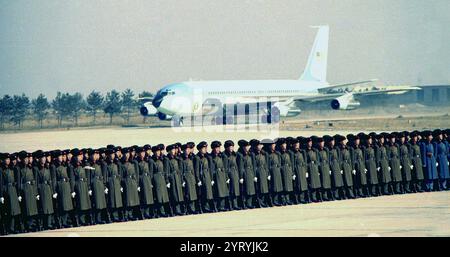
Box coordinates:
[0,129,449,235]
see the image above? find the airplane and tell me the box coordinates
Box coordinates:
[139,25,420,126]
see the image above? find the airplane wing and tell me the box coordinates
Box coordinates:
[295,85,421,102]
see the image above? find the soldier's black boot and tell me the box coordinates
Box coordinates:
[232,198,241,210]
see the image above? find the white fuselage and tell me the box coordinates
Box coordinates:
[153,79,328,116]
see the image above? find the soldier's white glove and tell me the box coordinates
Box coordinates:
[377,167,380,171]
[71,192,76,198]
[292,175,296,180]
[253,177,258,182]
[329,170,332,175]
[239,178,244,184]
[364,168,368,172]
[388,167,391,171]
[340,170,343,174]
[166,183,171,188]
[197,181,202,187]
[410,165,414,169]
[137,187,141,192]
[0,197,4,204]
[400,165,402,169]
[448,162,449,166]
[104,188,109,194]
[88,190,92,196]
[52,193,58,199]
[84,166,95,170]
[182,182,186,187]
[306,172,309,178]
[35,195,39,201]
[352,170,356,175]
[18,196,22,202]
[211,181,215,186]
[226,179,230,184]
[436,163,439,167]
[120,187,124,193]
[267,175,271,180]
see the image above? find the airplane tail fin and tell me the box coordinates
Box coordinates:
[299,25,329,83]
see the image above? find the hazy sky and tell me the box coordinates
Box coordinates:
[1,0,449,98]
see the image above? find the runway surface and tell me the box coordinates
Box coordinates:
[10,191,450,237]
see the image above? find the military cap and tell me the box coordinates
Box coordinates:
[275,138,286,145]
[386,133,395,139]
[33,150,44,159]
[18,151,28,159]
[211,141,222,148]
[432,129,442,137]
[186,142,195,149]
[314,137,324,143]
[143,144,151,151]
[9,153,17,161]
[290,137,300,144]
[224,140,235,148]
[106,144,115,149]
[421,130,432,137]
[368,132,377,139]
[51,150,62,158]
[297,136,305,143]
[410,131,419,137]
[62,149,70,155]
[303,137,313,144]
[180,144,188,151]
[261,138,274,145]
[249,139,260,147]
[0,153,6,160]
[166,144,175,152]
[151,145,159,152]
[323,135,334,143]
[157,144,165,151]
[285,137,294,145]
[121,147,130,154]
[310,136,318,142]
[357,132,366,139]
[175,142,182,149]
[346,134,356,141]
[334,134,346,142]
[196,141,208,150]
[105,148,115,155]
[114,146,122,152]
[237,140,249,147]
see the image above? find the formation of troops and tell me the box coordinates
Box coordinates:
[0,128,449,235]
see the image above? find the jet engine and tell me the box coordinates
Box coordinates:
[139,102,158,116]
[157,112,172,120]
[330,93,360,110]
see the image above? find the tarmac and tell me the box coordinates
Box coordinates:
[8,191,450,237]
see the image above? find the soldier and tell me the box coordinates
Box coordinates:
[433,129,449,190]
[51,150,75,228]
[304,137,322,202]
[1,153,23,234]
[210,141,231,211]
[236,140,257,209]
[277,138,295,204]
[325,135,345,200]
[194,141,216,212]
[223,140,242,210]
[398,132,413,193]
[386,133,403,194]
[335,135,355,199]
[103,148,124,222]
[34,151,56,230]
[87,149,108,224]
[136,146,155,219]
[150,145,171,217]
[349,134,369,197]
[262,139,284,206]
[180,142,199,214]
[250,139,271,207]
[375,133,393,195]
[17,151,39,232]
[315,137,333,201]
[409,131,425,192]
[290,137,309,204]
[362,133,380,196]
[120,147,141,220]
[165,144,185,215]
[70,149,92,226]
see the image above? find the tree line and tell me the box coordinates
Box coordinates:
[0,89,154,130]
